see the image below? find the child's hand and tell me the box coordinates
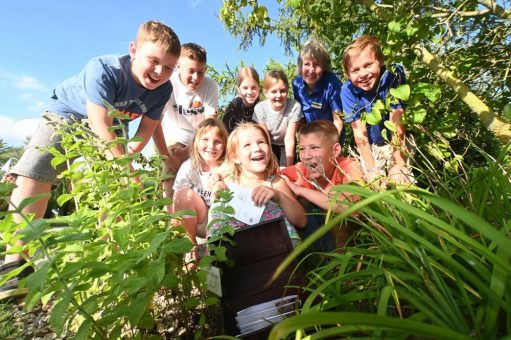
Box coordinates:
[251,185,279,207]
[211,172,228,201]
[281,175,302,197]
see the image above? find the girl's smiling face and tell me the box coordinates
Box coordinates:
[197,127,225,168]
[264,79,288,112]
[234,127,270,175]
[238,78,260,107]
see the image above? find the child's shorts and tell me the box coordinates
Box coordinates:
[10,112,68,186]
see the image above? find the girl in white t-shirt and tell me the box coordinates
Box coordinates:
[173,118,228,262]
[253,69,303,167]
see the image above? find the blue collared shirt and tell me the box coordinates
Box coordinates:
[341,64,406,145]
[292,72,343,123]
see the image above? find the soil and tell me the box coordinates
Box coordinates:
[0,290,224,339]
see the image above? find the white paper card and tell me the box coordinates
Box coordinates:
[227,182,265,225]
[203,265,222,297]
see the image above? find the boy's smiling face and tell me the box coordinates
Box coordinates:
[178,57,207,91]
[346,47,382,92]
[129,41,177,90]
[298,133,341,182]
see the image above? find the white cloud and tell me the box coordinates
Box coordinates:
[189,0,201,7]
[0,68,49,92]
[0,114,39,147]
[27,100,46,113]
[15,75,48,91]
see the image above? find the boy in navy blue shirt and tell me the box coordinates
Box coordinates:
[341,35,412,185]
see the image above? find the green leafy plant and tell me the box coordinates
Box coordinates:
[0,114,219,338]
[269,144,511,339]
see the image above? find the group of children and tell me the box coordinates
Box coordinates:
[1,20,414,294]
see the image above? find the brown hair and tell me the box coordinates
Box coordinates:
[342,35,384,74]
[190,118,228,170]
[263,69,289,91]
[181,42,207,63]
[297,39,332,75]
[298,120,339,145]
[136,20,181,56]
[227,122,279,180]
[236,66,260,88]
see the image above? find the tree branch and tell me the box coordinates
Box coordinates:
[477,0,511,20]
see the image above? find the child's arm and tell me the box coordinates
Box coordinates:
[284,122,299,167]
[351,120,376,172]
[251,177,307,228]
[281,174,353,214]
[128,116,159,155]
[389,108,406,166]
[86,101,126,159]
[332,111,344,138]
[152,120,180,174]
[204,79,219,118]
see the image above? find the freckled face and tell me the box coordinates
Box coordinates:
[298,133,340,181]
[129,41,177,90]
[346,48,382,92]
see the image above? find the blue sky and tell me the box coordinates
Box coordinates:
[0,0,291,147]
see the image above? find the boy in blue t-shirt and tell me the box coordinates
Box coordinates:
[293,39,344,143]
[0,21,181,298]
[341,35,412,185]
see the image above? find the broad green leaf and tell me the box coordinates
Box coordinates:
[365,112,382,126]
[19,219,47,242]
[503,103,511,120]
[126,294,150,326]
[16,193,50,212]
[390,84,410,101]
[414,83,441,103]
[49,296,71,335]
[388,21,402,33]
[148,258,165,284]
[74,318,92,340]
[50,155,68,168]
[412,108,427,123]
[384,120,397,133]
[26,261,51,291]
[162,237,193,254]
[56,193,74,206]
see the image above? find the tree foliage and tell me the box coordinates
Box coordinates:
[218,0,511,164]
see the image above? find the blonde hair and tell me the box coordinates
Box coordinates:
[190,118,228,170]
[342,35,384,75]
[136,20,181,56]
[297,39,332,75]
[263,69,289,91]
[236,66,260,88]
[227,123,279,180]
[299,120,339,146]
[181,42,207,63]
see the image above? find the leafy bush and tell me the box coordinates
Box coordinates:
[0,117,218,338]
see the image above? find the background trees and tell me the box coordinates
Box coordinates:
[218,0,511,165]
